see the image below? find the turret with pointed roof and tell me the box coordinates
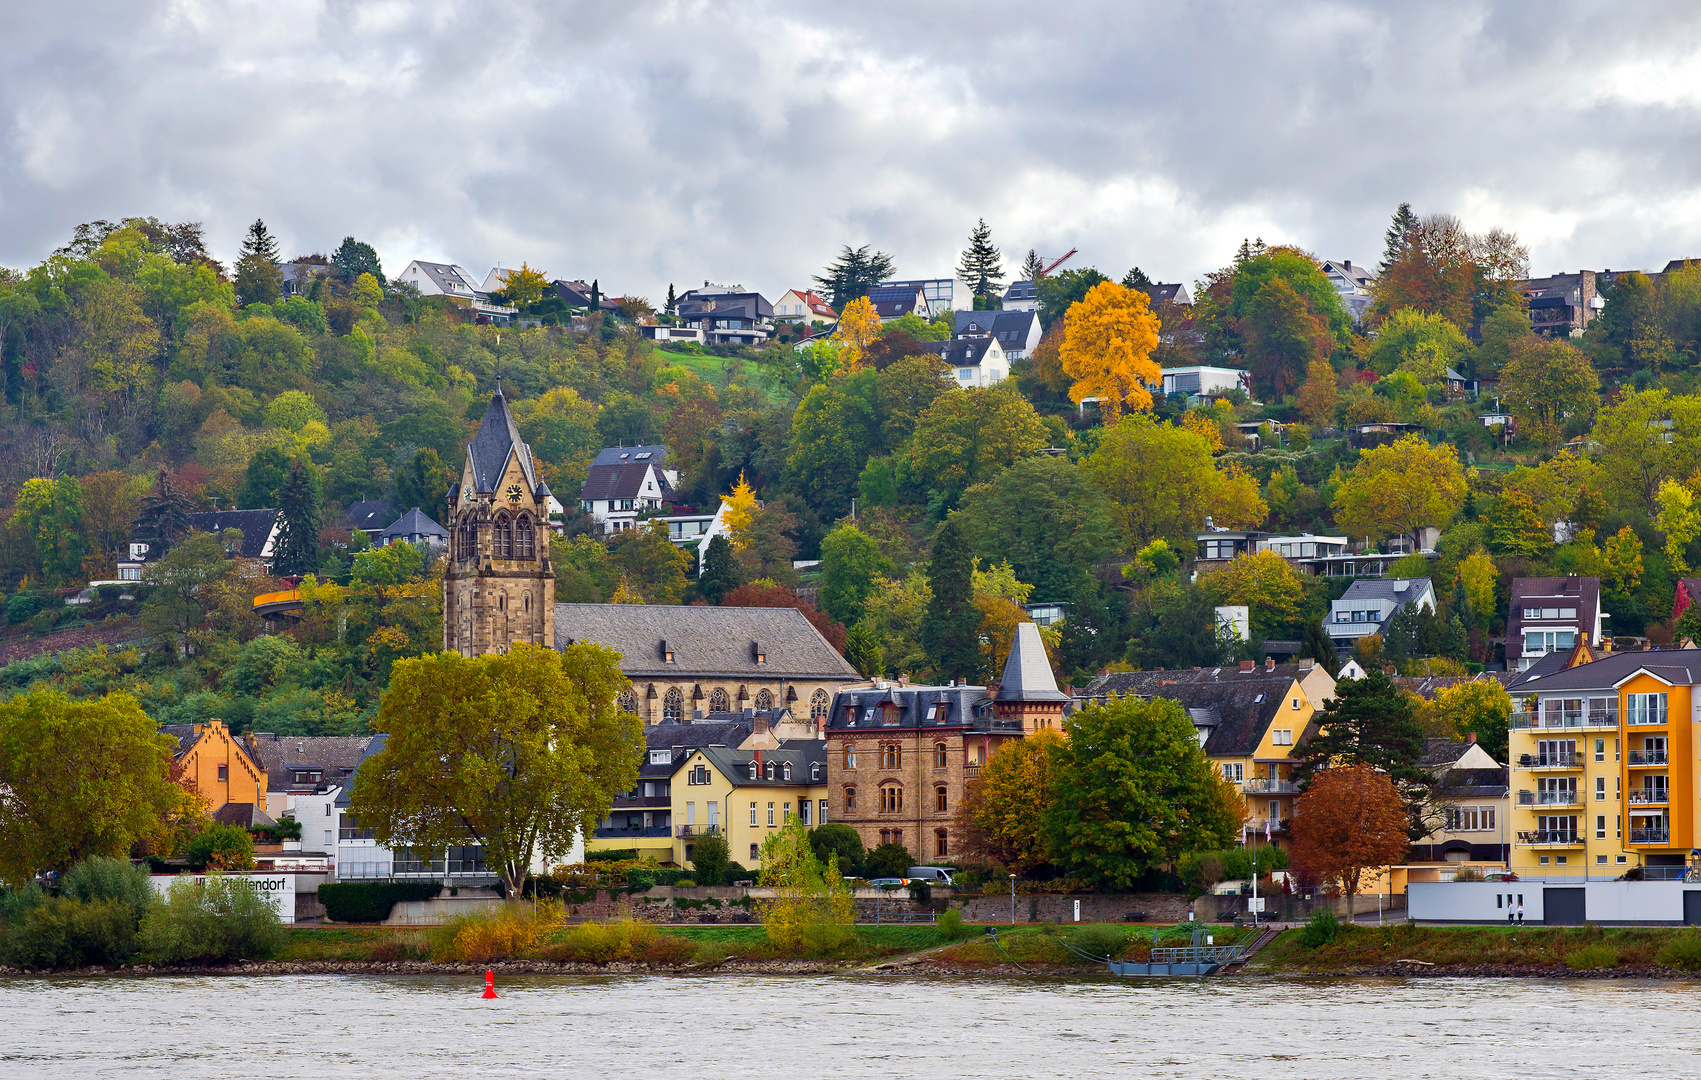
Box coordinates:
[443,385,555,655]
[991,622,1067,733]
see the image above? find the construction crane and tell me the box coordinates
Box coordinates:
[1035,248,1078,279]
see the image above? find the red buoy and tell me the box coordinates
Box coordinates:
[482,970,498,999]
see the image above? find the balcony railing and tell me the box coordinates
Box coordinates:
[1517,830,1583,846]
[675,824,721,838]
[1511,707,1618,730]
[594,825,672,839]
[1518,753,1583,770]
[1630,828,1671,845]
[1628,789,1670,806]
[1518,790,1581,806]
[1241,779,1298,794]
[1627,750,1668,766]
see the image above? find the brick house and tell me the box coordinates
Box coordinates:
[825,623,1065,860]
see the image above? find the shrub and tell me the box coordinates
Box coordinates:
[908,880,933,905]
[1070,923,1128,962]
[184,823,255,871]
[863,842,912,880]
[1298,908,1340,948]
[6,591,41,625]
[692,940,730,967]
[626,868,659,892]
[689,833,731,886]
[0,896,136,969]
[537,918,664,964]
[425,901,563,963]
[808,823,865,871]
[137,874,284,964]
[316,882,441,923]
[584,849,638,862]
[1565,943,1618,970]
[673,879,697,888]
[0,885,45,924]
[1656,931,1701,972]
[60,857,154,922]
[938,907,968,940]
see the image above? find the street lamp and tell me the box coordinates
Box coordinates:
[1009,874,1017,926]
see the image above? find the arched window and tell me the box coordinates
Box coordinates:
[880,784,902,812]
[523,591,531,614]
[755,688,774,710]
[765,761,775,780]
[515,514,535,560]
[881,745,901,769]
[710,688,730,712]
[748,761,758,780]
[844,746,857,768]
[810,762,821,781]
[457,515,475,560]
[935,830,949,857]
[493,513,513,559]
[880,703,900,726]
[617,691,636,713]
[663,687,683,723]
[845,787,857,810]
[497,594,506,611]
[782,762,792,781]
[810,688,830,719]
[934,742,948,768]
[935,786,948,813]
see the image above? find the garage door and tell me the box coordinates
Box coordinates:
[1685,892,1701,926]
[1544,887,1586,925]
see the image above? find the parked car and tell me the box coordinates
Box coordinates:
[867,877,906,889]
[906,866,954,886]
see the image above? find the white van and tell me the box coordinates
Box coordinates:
[907,866,954,886]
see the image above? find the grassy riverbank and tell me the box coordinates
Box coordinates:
[1247,923,1701,976]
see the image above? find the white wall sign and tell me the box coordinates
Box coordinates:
[151,874,295,923]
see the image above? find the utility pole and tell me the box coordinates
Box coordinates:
[1010,874,1017,926]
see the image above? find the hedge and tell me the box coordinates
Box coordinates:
[317,882,443,923]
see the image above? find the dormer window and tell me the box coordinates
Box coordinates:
[661,640,674,663]
[649,749,671,765]
[765,761,775,780]
[782,762,792,781]
[752,641,766,664]
[811,762,821,781]
[748,762,758,780]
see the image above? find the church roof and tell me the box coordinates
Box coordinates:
[466,387,538,494]
[994,621,1067,701]
[554,603,858,680]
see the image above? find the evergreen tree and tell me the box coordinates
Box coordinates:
[332,236,383,285]
[1300,618,1340,676]
[843,622,883,678]
[921,518,978,683]
[813,245,897,310]
[1380,202,1419,272]
[1120,266,1153,289]
[237,446,290,510]
[589,279,600,310]
[665,283,677,315]
[239,219,281,264]
[273,460,322,577]
[1020,249,1045,283]
[1293,671,1427,792]
[132,468,193,550]
[956,218,1005,303]
[697,534,741,604]
[1383,601,1422,665]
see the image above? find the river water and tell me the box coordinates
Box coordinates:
[3,973,1696,1078]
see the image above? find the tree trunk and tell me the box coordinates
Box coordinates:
[1343,869,1358,922]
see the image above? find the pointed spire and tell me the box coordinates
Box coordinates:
[994,622,1068,702]
[466,387,537,494]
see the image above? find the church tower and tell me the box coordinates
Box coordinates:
[443,386,555,656]
[991,621,1069,732]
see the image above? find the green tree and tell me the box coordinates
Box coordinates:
[808,823,865,871]
[1045,696,1242,890]
[332,236,384,285]
[237,445,291,509]
[1487,489,1552,558]
[696,534,742,603]
[1366,306,1472,379]
[957,729,1063,871]
[234,219,283,307]
[1081,413,1269,547]
[1241,277,1334,399]
[350,643,643,896]
[394,448,452,519]
[843,622,883,678]
[787,370,881,518]
[140,531,241,653]
[0,689,194,885]
[608,520,692,603]
[273,459,322,578]
[12,476,87,586]
[1379,202,1419,271]
[1128,580,1230,670]
[818,525,891,625]
[1301,618,1340,676]
[908,386,1048,507]
[1425,680,1512,761]
[1475,303,1532,376]
[1500,336,1599,445]
[812,245,896,310]
[1036,267,1110,329]
[1293,671,1431,837]
[184,822,257,871]
[516,387,602,490]
[687,831,731,886]
[921,518,978,683]
[1228,247,1352,349]
[1331,436,1466,550]
[956,218,1005,304]
[264,390,327,433]
[956,456,1118,603]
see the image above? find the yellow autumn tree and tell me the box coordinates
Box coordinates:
[1295,359,1338,427]
[1457,549,1498,621]
[1180,409,1225,452]
[498,262,550,307]
[721,471,759,550]
[831,296,881,372]
[1331,435,1466,549]
[956,729,1064,871]
[1060,281,1161,421]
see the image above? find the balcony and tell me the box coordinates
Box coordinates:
[1512,707,1619,731]
[1517,753,1583,770]
[594,825,672,839]
[1630,828,1671,845]
[1241,779,1298,794]
[1627,750,1668,767]
[675,824,721,839]
[1628,789,1670,807]
[1517,830,1584,846]
[1518,790,1581,807]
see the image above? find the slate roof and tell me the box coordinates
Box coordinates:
[379,507,448,543]
[1393,675,1476,700]
[555,604,860,679]
[914,337,997,368]
[1081,665,1316,758]
[953,309,1038,347]
[1420,738,1473,768]
[994,622,1067,701]
[592,445,669,469]
[1003,280,1037,303]
[466,388,538,495]
[243,734,382,792]
[1506,577,1601,647]
[1435,766,1509,799]
[1509,648,1701,691]
[826,685,992,731]
[1339,577,1434,607]
[186,509,279,560]
[212,802,279,830]
[407,260,481,295]
[345,499,397,534]
[333,734,388,808]
[687,740,828,787]
[1144,282,1193,306]
[580,460,666,503]
[1502,648,1573,689]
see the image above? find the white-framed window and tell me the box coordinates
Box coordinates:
[1627,693,1668,725]
[1271,729,1293,745]
[1223,762,1243,781]
[1523,630,1575,656]
[1446,806,1496,831]
[767,802,775,826]
[749,802,758,826]
[819,799,829,825]
[649,749,670,765]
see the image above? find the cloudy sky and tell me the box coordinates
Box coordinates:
[5,1,1701,301]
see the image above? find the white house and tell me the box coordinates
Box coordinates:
[577,445,679,536]
[394,260,517,322]
[1328,577,1437,648]
[953,310,1042,360]
[1002,280,1039,312]
[1160,366,1252,400]
[866,284,930,322]
[659,500,739,570]
[916,335,1009,388]
[774,289,838,326]
[1320,259,1378,325]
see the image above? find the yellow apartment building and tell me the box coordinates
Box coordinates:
[1508,649,1700,878]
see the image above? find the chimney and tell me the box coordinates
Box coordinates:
[1265,657,1275,672]
[1466,733,1477,744]
[744,707,755,719]
[987,681,1001,699]
[1299,658,1315,671]
[1239,661,1255,672]
[755,716,768,735]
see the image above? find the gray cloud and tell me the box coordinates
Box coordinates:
[5,1,1701,302]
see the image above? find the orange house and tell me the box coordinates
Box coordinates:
[164,720,268,814]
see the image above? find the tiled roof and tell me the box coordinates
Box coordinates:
[212,802,279,830]
[826,685,991,731]
[592,445,668,469]
[1339,577,1434,606]
[1081,665,1317,758]
[243,734,381,792]
[466,389,537,494]
[579,461,660,502]
[379,507,448,542]
[687,740,827,787]
[1393,675,1476,700]
[345,499,397,533]
[186,509,278,560]
[1511,648,1701,691]
[555,603,859,680]
[1506,577,1600,646]
[1003,280,1037,302]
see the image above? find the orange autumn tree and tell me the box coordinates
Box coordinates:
[956,729,1065,871]
[1289,763,1408,920]
[1061,281,1160,422]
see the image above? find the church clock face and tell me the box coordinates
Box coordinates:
[506,483,523,503]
